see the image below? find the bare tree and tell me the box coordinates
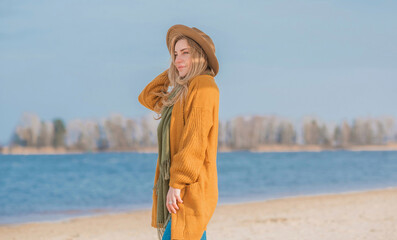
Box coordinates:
[37,121,54,148]
[104,114,129,150]
[11,112,41,147]
[303,119,320,145]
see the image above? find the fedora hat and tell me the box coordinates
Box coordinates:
[166,24,219,76]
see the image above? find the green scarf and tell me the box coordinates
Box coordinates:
[153,84,182,240]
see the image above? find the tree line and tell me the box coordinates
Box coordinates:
[5,112,397,152]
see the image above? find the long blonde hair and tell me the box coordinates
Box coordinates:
[153,34,215,119]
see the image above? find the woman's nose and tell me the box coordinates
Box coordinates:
[175,55,183,64]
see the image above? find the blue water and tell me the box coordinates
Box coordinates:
[0,150,396,225]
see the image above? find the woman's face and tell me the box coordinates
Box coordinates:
[174,39,192,78]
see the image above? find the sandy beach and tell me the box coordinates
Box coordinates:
[1,187,396,240]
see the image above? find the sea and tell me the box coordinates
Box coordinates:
[0,150,396,225]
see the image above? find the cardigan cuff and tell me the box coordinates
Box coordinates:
[169,181,186,190]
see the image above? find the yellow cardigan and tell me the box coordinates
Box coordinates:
[138,70,219,240]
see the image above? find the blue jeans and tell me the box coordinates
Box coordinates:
[161,218,207,240]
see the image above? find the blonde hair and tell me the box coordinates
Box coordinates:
[153,33,215,119]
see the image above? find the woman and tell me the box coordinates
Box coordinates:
[138,24,220,240]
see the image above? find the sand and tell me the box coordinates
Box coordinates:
[1,188,396,240]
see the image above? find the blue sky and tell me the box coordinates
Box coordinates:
[1,0,396,144]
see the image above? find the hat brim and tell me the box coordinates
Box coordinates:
[166,24,219,76]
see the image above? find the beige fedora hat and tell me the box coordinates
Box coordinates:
[166,24,219,76]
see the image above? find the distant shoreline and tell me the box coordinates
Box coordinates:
[1,143,397,155]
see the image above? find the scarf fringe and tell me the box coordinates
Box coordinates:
[156,212,171,240]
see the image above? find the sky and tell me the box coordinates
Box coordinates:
[1,0,396,145]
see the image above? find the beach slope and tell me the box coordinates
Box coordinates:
[0,188,396,240]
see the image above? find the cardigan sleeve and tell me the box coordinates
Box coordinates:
[169,76,219,190]
[138,70,170,113]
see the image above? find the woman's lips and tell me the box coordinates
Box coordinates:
[177,66,184,69]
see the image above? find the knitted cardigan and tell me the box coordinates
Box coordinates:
[138,70,219,240]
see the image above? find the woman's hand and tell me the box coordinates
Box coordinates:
[166,186,183,214]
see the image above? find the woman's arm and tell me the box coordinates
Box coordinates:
[138,69,170,113]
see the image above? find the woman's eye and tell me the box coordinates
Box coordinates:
[174,52,188,57]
